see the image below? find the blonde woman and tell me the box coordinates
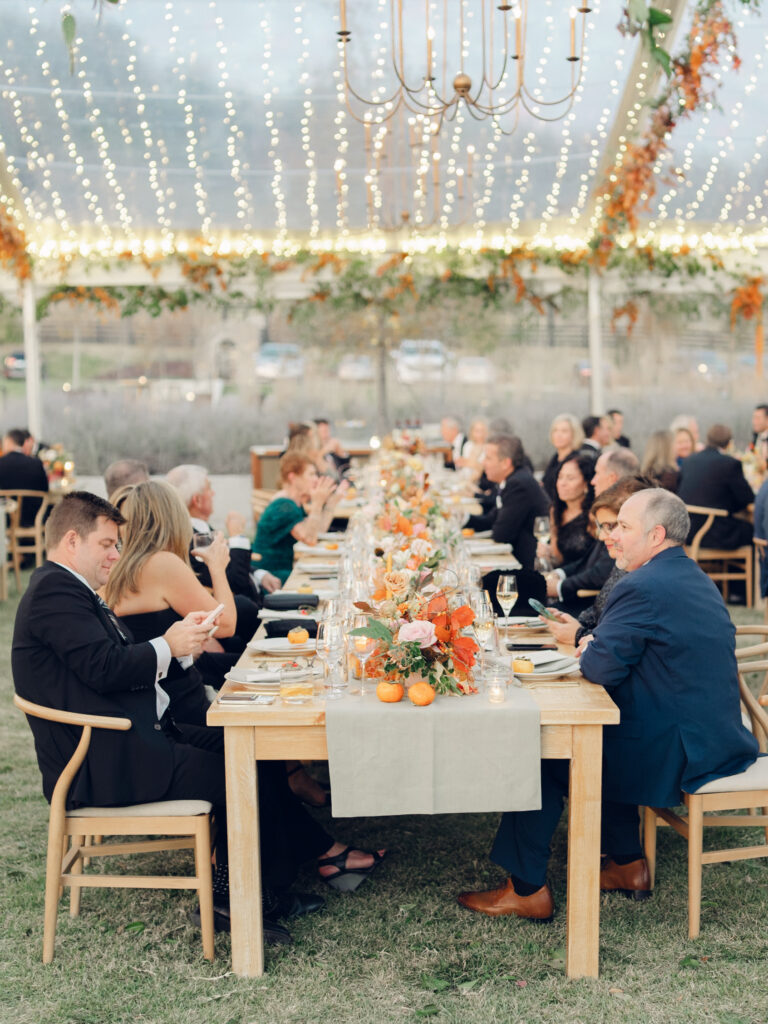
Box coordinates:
[104,480,236,726]
[456,416,489,480]
[541,413,584,499]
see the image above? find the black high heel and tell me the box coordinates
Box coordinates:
[317,846,387,892]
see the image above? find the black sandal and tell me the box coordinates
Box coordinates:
[317,846,387,892]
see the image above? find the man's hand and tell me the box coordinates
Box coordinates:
[260,571,282,593]
[164,612,213,659]
[547,611,578,646]
[545,572,560,599]
[225,510,247,536]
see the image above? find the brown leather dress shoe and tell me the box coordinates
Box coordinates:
[457,878,554,921]
[600,857,652,901]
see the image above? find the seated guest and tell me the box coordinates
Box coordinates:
[314,418,351,479]
[677,423,754,550]
[607,409,630,449]
[641,430,680,491]
[754,475,768,599]
[540,454,595,568]
[456,416,489,481]
[104,458,149,499]
[0,428,49,525]
[253,452,348,584]
[670,413,704,452]
[541,414,583,500]
[458,489,759,920]
[545,476,655,646]
[105,480,238,727]
[544,447,639,607]
[579,415,611,465]
[441,417,466,471]
[11,491,290,941]
[750,404,768,468]
[465,435,549,570]
[673,426,695,466]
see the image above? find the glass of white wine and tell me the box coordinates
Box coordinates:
[470,593,496,684]
[496,573,518,627]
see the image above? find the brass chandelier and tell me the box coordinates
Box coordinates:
[338,0,594,137]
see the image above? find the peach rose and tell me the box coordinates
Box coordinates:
[384,570,412,598]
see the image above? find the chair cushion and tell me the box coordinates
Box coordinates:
[69,799,212,818]
[689,754,768,794]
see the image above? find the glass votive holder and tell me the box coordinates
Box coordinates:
[485,664,512,704]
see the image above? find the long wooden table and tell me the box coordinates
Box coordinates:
[207,561,619,980]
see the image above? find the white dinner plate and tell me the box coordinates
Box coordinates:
[294,542,343,557]
[259,608,320,621]
[295,561,339,573]
[247,638,317,654]
[516,664,581,683]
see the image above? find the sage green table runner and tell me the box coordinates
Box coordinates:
[325,689,541,817]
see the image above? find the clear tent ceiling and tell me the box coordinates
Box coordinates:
[0,0,766,254]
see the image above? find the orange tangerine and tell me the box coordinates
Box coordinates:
[408,682,436,706]
[376,681,405,703]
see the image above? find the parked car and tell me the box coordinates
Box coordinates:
[3,351,26,379]
[394,339,449,383]
[338,353,375,381]
[454,355,494,385]
[254,343,304,380]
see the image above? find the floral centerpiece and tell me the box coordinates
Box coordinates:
[351,564,479,696]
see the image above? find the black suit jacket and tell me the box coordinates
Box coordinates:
[466,467,550,569]
[677,447,754,549]
[12,562,175,808]
[0,450,49,526]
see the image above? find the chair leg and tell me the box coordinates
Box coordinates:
[746,554,754,609]
[642,806,658,889]
[43,815,67,964]
[69,834,85,917]
[687,797,704,940]
[193,820,215,962]
[12,547,21,593]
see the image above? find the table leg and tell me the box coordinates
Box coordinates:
[224,726,263,977]
[565,724,603,979]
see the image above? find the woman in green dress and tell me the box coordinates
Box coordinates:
[253,451,348,583]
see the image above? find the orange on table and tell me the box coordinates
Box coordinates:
[408,682,435,706]
[376,681,405,703]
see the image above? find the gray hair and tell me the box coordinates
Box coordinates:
[166,464,209,509]
[441,416,461,431]
[604,447,640,478]
[104,458,148,500]
[638,488,690,545]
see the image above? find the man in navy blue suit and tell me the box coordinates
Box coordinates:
[459,488,759,921]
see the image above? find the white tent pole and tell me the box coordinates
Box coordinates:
[22,278,42,438]
[587,268,604,416]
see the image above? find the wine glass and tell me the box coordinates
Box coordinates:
[470,593,495,683]
[534,515,551,572]
[316,618,347,700]
[348,614,378,696]
[496,573,518,625]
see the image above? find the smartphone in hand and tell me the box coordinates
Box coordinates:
[528,597,562,622]
[200,602,225,636]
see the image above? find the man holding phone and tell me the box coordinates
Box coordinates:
[459,489,758,920]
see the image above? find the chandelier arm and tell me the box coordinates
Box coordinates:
[518,90,577,121]
[518,79,581,109]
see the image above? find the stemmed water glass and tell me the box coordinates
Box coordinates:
[496,573,518,626]
[348,613,378,696]
[316,618,347,700]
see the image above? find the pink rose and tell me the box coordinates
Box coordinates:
[396,620,438,648]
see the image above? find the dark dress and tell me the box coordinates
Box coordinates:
[554,512,594,566]
[574,565,626,643]
[118,606,211,728]
[252,497,306,583]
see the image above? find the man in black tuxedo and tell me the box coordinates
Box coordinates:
[0,427,49,526]
[12,491,329,941]
[465,434,549,570]
[579,415,611,466]
[677,423,754,550]
[441,417,466,471]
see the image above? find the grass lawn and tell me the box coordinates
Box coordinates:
[2,579,768,1024]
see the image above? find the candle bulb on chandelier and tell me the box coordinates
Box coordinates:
[569,6,576,60]
[467,144,475,177]
[513,4,522,59]
[426,26,435,81]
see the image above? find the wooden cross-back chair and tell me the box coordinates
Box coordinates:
[642,628,768,938]
[14,694,215,963]
[684,504,753,608]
